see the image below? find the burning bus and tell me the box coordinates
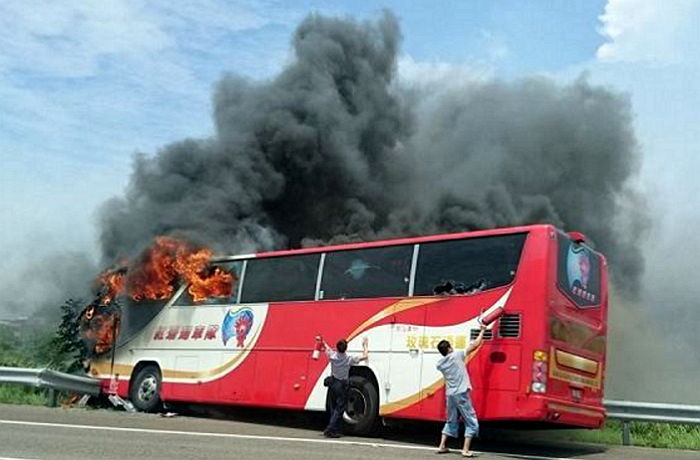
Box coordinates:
[84,224,608,434]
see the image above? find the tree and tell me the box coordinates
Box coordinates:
[49,299,89,373]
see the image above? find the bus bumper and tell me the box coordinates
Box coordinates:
[541,400,605,428]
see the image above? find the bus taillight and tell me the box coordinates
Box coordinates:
[531,350,548,393]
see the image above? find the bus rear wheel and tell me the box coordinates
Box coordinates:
[343,375,379,435]
[129,364,162,412]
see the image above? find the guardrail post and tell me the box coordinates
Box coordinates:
[622,420,631,446]
[47,388,57,408]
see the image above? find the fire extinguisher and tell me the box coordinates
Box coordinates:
[479,306,504,327]
[312,335,324,360]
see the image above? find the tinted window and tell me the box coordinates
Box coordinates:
[414,234,527,296]
[174,261,244,306]
[118,298,166,345]
[241,254,320,303]
[320,246,413,300]
[557,233,601,307]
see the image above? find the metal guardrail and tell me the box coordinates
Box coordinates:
[604,399,700,445]
[0,366,102,406]
[40,369,102,396]
[0,367,42,387]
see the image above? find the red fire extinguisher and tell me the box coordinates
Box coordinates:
[312,335,324,360]
[479,306,504,326]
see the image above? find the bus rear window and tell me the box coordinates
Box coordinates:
[414,234,526,296]
[557,233,601,307]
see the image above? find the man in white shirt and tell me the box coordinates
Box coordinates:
[322,336,369,437]
[436,324,487,457]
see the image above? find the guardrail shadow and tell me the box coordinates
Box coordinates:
[171,403,608,458]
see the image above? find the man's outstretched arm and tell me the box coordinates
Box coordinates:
[465,323,487,355]
[323,340,333,358]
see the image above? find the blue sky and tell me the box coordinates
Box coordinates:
[0,0,698,271]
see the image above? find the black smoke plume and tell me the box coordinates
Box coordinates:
[99,12,648,296]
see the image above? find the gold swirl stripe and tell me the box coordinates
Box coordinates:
[347,298,443,341]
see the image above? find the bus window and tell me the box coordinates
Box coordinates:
[174,261,244,306]
[413,234,527,296]
[240,254,320,303]
[557,233,601,307]
[320,245,412,300]
[118,298,166,344]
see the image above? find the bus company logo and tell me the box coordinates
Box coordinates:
[566,244,596,302]
[406,334,468,350]
[222,307,254,348]
[152,324,219,341]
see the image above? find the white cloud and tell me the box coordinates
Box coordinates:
[479,30,510,63]
[0,0,172,78]
[0,0,293,169]
[398,54,493,90]
[596,0,698,64]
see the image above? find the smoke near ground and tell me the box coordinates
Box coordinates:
[605,212,700,404]
[99,12,648,300]
[0,251,97,323]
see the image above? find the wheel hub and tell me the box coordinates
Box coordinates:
[138,375,157,402]
[343,387,368,424]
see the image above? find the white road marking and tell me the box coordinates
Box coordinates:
[0,419,573,460]
[0,457,41,460]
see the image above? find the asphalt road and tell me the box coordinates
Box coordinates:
[0,404,697,460]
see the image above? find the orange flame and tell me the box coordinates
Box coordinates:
[93,313,120,355]
[83,236,232,356]
[97,268,126,304]
[81,305,121,356]
[127,236,233,302]
[187,266,236,302]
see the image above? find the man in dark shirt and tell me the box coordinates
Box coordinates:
[322,336,369,437]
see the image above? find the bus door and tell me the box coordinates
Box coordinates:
[252,345,310,408]
[419,299,523,419]
[382,304,427,419]
[468,312,522,418]
[251,303,311,408]
[419,301,457,419]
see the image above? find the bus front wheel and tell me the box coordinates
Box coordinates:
[129,364,162,412]
[343,375,379,435]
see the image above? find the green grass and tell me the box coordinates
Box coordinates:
[557,420,700,450]
[0,384,47,406]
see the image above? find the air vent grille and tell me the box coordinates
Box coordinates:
[498,313,521,338]
[470,329,493,341]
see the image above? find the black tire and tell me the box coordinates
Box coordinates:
[343,375,379,435]
[129,364,162,412]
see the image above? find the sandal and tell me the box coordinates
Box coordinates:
[436,448,450,454]
[461,452,475,458]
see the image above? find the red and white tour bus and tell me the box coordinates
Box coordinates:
[90,224,608,433]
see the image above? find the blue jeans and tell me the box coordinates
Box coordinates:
[325,377,348,434]
[442,391,479,438]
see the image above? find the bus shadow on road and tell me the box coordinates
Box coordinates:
[171,404,607,458]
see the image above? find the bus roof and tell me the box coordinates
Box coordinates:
[213,224,558,262]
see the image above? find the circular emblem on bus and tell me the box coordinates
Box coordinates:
[222,308,254,347]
